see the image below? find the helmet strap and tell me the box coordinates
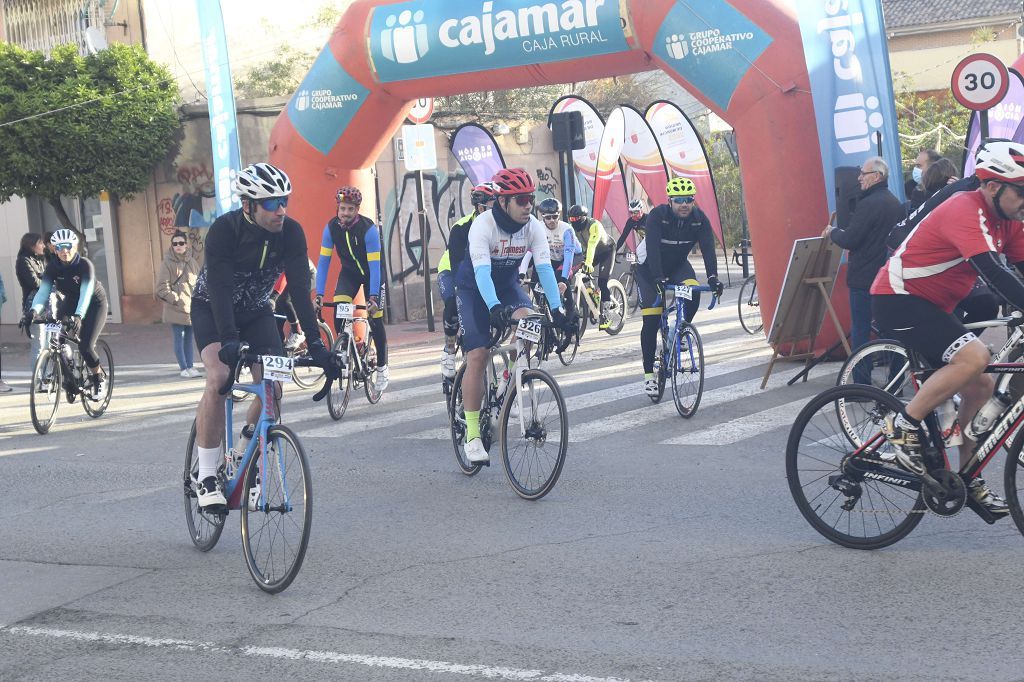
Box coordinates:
[994,183,1012,220]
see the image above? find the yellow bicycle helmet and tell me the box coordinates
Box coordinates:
[666,177,696,197]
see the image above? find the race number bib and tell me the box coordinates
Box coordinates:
[334,303,355,320]
[516,318,542,343]
[44,323,62,335]
[674,284,693,300]
[625,252,637,263]
[261,355,294,382]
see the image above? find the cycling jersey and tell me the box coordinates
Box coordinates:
[871,190,1024,313]
[577,218,614,269]
[439,212,477,276]
[193,208,317,344]
[639,203,718,282]
[519,219,580,279]
[315,215,382,298]
[616,214,647,251]
[31,254,107,317]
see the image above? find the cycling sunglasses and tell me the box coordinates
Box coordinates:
[670,196,695,205]
[53,242,75,252]
[541,213,559,220]
[510,193,536,207]
[258,196,289,211]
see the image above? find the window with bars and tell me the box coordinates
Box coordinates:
[3,0,106,56]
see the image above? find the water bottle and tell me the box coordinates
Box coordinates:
[935,398,963,448]
[966,392,1010,439]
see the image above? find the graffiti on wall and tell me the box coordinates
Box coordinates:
[534,166,558,199]
[157,163,217,237]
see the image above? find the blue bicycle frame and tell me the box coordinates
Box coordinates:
[660,283,718,375]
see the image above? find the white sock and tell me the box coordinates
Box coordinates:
[197,446,221,481]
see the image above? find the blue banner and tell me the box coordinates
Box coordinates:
[449,123,506,186]
[287,48,371,156]
[195,0,241,217]
[369,0,630,83]
[653,0,772,112]
[796,0,904,210]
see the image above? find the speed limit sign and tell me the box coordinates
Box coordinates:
[951,53,1009,111]
[406,97,433,124]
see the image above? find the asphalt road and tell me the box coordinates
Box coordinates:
[2,289,1023,681]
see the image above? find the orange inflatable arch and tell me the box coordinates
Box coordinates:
[269,0,830,339]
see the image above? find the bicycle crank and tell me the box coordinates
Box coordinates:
[921,469,966,517]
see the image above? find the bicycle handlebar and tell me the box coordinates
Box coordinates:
[217,343,325,396]
[664,283,719,311]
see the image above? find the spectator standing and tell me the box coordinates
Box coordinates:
[906,149,941,210]
[0,270,10,391]
[16,233,47,364]
[156,230,202,377]
[921,157,959,197]
[824,156,905,382]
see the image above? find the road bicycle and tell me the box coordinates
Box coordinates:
[650,282,717,418]
[786,339,1024,550]
[25,315,114,434]
[183,345,316,593]
[737,274,763,335]
[569,265,627,337]
[449,312,569,500]
[281,317,335,389]
[527,281,580,366]
[617,251,642,314]
[323,301,385,420]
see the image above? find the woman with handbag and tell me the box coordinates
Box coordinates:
[156,231,202,377]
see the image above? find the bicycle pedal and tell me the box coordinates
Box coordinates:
[964,495,1009,525]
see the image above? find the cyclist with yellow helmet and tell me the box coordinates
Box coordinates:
[635,177,722,397]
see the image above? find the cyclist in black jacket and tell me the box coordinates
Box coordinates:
[616,198,647,253]
[189,163,334,508]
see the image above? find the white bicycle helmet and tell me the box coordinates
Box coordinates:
[233,162,292,200]
[50,228,78,246]
[628,199,644,212]
[975,140,1024,186]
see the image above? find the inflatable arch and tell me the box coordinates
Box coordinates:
[269,0,830,338]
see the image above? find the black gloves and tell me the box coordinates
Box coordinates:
[218,340,241,368]
[489,305,511,329]
[708,275,724,298]
[551,307,577,332]
[66,314,82,338]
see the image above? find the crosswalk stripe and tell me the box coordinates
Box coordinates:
[660,398,809,445]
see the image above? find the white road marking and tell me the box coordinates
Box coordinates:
[662,398,809,445]
[2,626,642,682]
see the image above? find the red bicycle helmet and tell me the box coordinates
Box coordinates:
[336,186,363,206]
[491,168,536,195]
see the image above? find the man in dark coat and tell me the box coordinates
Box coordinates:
[824,155,906,382]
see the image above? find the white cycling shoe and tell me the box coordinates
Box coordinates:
[464,438,490,464]
[440,349,457,379]
[374,365,390,393]
[643,378,659,397]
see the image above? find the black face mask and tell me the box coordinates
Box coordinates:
[491,199,525,235]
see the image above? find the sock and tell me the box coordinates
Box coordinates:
[644,372,654,382]
[895,413,920,431]
[466,410,481,442]
[197,446,221,480]
[237,423,255,454]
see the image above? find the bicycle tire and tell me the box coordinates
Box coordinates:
[1002,426,1024,538]
[786,384,926,549]
[292,321,334,389]
[363,327,384,404]
[650,325,667,403]
[82,340,114,418]
[738,275,763,335]
[603,279,627,336]
[670,323,704,418]
[327,335,352,420]
[240,424,312,593]
[183,420,226,552]
[835,340,913,448]
[449,363,483,476]
[30,350,61,435]
[557,320,581,366]
[499,368,568,500]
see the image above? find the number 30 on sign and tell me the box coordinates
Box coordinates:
[951,53,1009,111]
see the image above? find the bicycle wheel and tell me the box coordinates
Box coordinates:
[623,272,640,314]
[557,318,581,366]
[449,364,484,476]
[836,340,914,448]
[362,327,384,404]
[82,340,114,417]
[603,279,627,336]
[30,350,61,434]
[183,420,226,552]
[292,321,334,389]
[1002,427,1024,538]
[240,424,312,593]
[738,275,763,335]
[649,325,668,404]
[670,323,704,418]
[786,384,926,549]
[500,368,568,500]
[327,336,352,420]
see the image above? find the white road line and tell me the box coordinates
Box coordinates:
[2,626,641,682]
[661,398,809,445]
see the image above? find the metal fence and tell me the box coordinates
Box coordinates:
[3,0,105,56]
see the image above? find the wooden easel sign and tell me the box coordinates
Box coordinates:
[761,236,844,389]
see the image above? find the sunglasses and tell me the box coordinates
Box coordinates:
[510,193,536,207]
[172,240,187,246]
[541,214,559,220]
[670,196,695,205]
[258,196,288,211]
[54,243,74,252]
